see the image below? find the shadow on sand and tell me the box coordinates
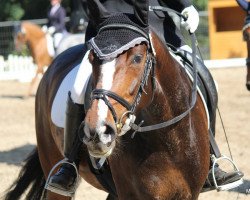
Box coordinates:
[0,143,36,166]
[229,179,250,195]
[0,94,35,99]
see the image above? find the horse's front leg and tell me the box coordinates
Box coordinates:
[246,41,250,91]
[246,63,250,91]
[26,71,43,97]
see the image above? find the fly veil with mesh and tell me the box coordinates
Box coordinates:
[89,13,149,60]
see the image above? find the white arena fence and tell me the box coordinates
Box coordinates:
[0,55,36,82]
[0,18,69,82]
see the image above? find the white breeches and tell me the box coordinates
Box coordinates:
[70,50,92,104]
[54,33,63,48]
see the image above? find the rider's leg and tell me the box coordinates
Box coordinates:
[46,50,92,196]
[47,93,85,194]
[53,32,63,49]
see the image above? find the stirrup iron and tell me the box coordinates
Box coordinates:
[211,155,243,191]
[44,158,80,197]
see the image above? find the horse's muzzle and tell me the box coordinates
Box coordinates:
[82,122,116,158]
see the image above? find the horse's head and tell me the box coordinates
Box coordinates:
[14,22,45,52]
[14,24,28,52]
[82,14,156,158]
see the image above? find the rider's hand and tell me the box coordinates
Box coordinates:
[48,26,56,34]
[181,6,199,33]
[42,25,48,33]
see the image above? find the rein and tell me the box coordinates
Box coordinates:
[90,8,199,135]
[128,7,198,133]
[130,33,198,133]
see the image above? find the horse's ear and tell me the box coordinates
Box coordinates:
[133,0,149,30]
[87,1,111,27]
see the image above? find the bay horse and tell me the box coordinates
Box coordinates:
[5,19,210,200]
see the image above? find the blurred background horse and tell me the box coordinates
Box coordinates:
[14,21,85,97]
[15,21,52,96]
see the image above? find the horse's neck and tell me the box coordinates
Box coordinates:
[27,32,42,46]
[146,43,191,123]
[24,25,43,44]
[25,28,45,59]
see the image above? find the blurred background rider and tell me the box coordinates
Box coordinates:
[43,0,67,49]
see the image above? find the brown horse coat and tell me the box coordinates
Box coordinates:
[4,29,210,200]
[36,29,210,199]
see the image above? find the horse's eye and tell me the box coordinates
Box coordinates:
[133,54,142,64]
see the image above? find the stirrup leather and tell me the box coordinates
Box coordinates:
[44,158,80,197]
[210,155,243,191]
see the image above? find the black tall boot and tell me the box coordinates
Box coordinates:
[46,92,85,197]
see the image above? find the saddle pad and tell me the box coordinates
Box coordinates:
[51,64,90,128]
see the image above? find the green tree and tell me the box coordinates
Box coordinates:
[193,0,208,11]
[0,0,24,21]
[0,0,72,21]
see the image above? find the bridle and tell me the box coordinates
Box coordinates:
[83,8,199,170]
[90,9,199,137]
[91,43,156,134]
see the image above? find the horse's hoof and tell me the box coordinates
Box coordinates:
[246,82,250,91]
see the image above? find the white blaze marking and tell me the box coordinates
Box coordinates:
[96,59,116,144]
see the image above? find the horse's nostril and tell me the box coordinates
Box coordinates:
[97,124,116,145]
[107,141,112,147]
[104,124,115,135]
[105,124,116,140]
